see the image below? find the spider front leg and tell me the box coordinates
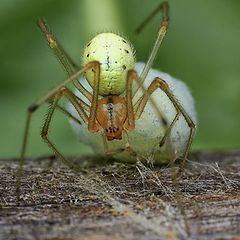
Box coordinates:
[19,66,88,162]
[16,63,95,202]
[133,1,169,96]
[41,87,89,171]
[134,77,196,164]
[87,62,101,132]
[37,18,92,102]
[159,110,180,148]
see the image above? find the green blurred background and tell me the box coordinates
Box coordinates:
[0,0,240,158]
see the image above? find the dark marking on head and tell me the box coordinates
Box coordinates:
[122,39,127,44]
[124,49,129,54]
[87,42,92,47]
[122,65,126,70]
[87,53,90,57]
[115,61,118,64]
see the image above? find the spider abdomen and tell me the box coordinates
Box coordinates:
[82,32,136,96]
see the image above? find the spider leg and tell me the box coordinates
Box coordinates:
[159,111,180,148]
[134,77,196,164]
[127,70,168,128]
[37,18,92,102]
[50,93,91,126]
[41,87,90,171]
[135,1,169,34]
[87,62,101,132]
[55,103,82,125]
[16,64,94,202]
[52,82,92,124]
[37,18,78,73]
[122,69,168,158]
[133,1,169,96]
[125,70,137,130]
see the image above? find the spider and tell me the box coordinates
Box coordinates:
[18,1,196,188]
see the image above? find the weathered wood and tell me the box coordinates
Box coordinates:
[0,150,240,240]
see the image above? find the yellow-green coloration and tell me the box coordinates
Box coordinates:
[82,33,136,96]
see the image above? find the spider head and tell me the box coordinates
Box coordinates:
[96,95,127,141]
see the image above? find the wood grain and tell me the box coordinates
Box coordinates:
[0,150,240,240]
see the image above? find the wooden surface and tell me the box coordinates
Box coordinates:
[0,150,240,240]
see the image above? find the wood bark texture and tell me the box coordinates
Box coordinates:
[0,150,240,240]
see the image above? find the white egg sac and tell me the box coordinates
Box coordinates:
[68,62,197,164]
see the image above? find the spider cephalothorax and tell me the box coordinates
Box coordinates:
[96,95,127,140]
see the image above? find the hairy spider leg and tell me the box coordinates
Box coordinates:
[134,77,196,165]
[41,87,89,171]
[132,1,169,128]
[16,62,97,202]
[133,1,169,96]
[37,18,92,102]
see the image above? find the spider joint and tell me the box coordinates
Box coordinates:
[155,78,169,90]
[28,103,39,112]
[188,122,196,129]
